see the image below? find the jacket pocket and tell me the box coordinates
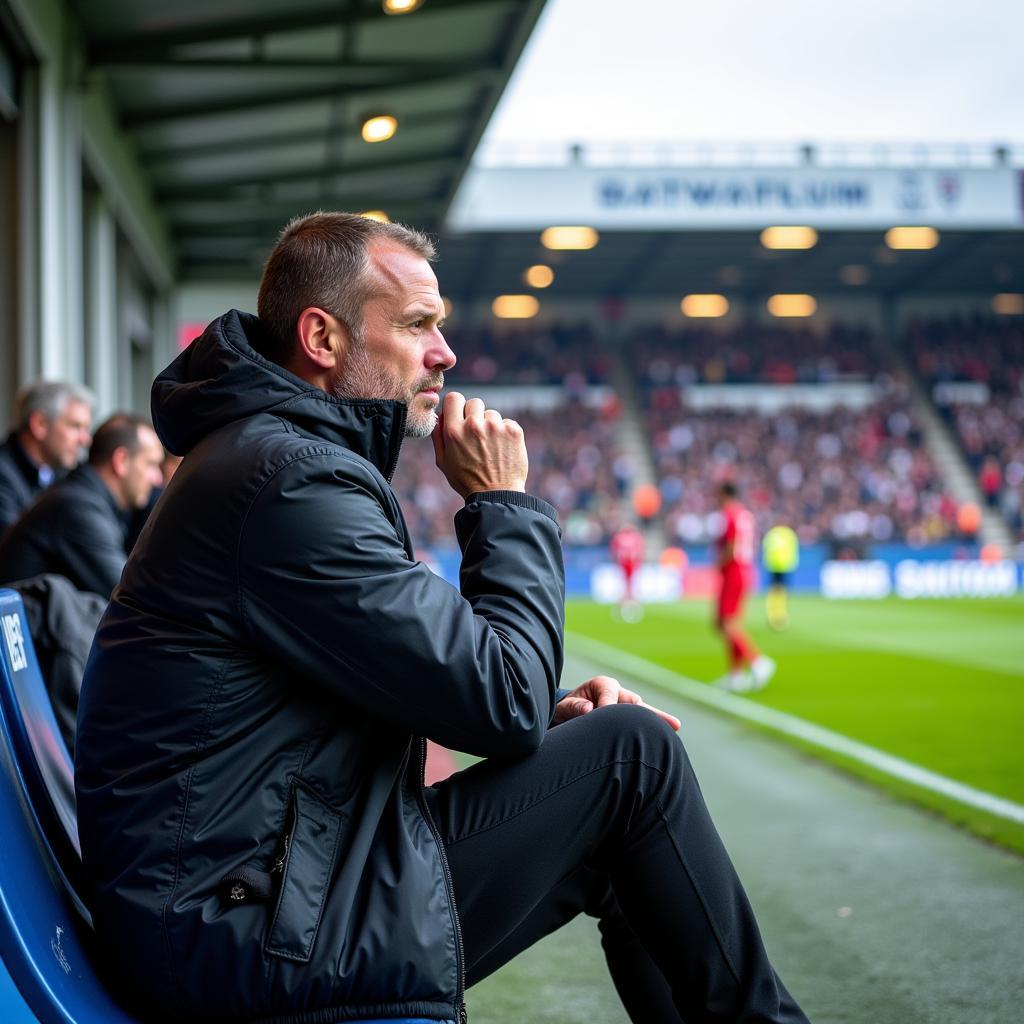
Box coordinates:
[265,781,345,962]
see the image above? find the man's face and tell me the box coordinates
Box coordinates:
[121,428,166,509]
[40,399,93,469]
[331,241,455,438]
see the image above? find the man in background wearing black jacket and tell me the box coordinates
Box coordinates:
[0,380,94,536]
[0,414,164,597]
[76,213,809,1024]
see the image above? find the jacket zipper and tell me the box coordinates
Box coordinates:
[270,832,291,875]
[414,737,467,1024]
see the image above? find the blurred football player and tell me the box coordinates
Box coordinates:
[762,521,799,630]
[610,520,645,622]
[714,481,775,691]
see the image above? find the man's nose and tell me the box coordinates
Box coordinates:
[428,328,456,371]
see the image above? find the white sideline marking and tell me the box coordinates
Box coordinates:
[567,631,1024,826]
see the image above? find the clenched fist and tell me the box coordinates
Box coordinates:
[431,392,529,499]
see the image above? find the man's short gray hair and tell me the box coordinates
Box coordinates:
[14,380,95,431]
[256,211,437,366]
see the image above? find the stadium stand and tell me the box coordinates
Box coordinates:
[630,321,882,386]
[396,319,964,554]
[444,323,615,387]
[645,389,956,550]
[907,316,1024,540]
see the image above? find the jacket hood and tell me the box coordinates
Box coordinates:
[152,310,406,476]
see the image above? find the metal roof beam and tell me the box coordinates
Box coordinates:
[882,233,985,296]
[97,56,496,73]
[89,0,520,60]
[137,106,474,161]
[155,153,461,198]
[122,68,495,126]
[172,203,446,238]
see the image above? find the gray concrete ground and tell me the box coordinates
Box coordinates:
[467,651,1024,1024]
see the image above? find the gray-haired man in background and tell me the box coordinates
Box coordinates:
[0,381,94,536]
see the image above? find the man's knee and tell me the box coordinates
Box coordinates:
[586,703,687,772]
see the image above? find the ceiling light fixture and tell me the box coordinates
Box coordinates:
[992,293,1024,315]
[681,294,729,318]
[383,0,424,13]
[767,294,817,318]
[492,295,539,319]
[760,226,818,250]
[885,226,939,250]
[540,226,599,250]
[524,265,554,288]
[361,114,398,143]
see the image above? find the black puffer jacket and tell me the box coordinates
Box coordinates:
[75,311,565,1024]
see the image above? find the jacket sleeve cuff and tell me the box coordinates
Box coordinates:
[464,490,559,525]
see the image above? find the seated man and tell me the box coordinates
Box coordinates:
[0,380,94,536]
[75,213,808,1024]
[0,414,163,597]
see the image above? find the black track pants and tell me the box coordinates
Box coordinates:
[426,704,810,1023]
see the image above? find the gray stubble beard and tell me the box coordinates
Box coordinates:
[330,333,439,439]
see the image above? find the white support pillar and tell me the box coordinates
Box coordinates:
[36,60,64,379]
[85,190,117,417]
[16,68,41,384]
[61,86,84,383]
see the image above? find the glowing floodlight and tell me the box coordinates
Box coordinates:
[885,226,939,250]
[492,295,539,319]
[993,293,1024,315]
[383,0,424,13]
[767,294,817,318]
[359,210,390,223]
[524,265,555,288]
[361,114,398,143]
[760,226,818,250]
[540,226,598,250]
[681,294,729,318]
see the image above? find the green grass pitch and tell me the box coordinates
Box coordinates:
[463,595,1024,1023]
[565,594,1024,850]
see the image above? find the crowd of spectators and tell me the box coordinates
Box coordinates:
[630,321,883,388]
[443,322,614,388]
[644,382,956,550]
[905,315,1024,397]
[906,316,1024,540]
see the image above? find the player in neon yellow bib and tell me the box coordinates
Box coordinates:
[762,523,799,630]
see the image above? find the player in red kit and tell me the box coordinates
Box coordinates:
[714,481,775,691]
[610,522,645,622]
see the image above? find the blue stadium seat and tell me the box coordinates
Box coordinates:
[0,589,452,1024]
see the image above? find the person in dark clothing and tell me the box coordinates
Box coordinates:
[0,414,164,597]
[11,573,106,754]
[0,380,94,536]
[75,213,809,1024]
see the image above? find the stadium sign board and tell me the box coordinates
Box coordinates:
[448,166,1024,230]
[821,559,1019,600]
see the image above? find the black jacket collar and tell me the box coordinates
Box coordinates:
[152,310,407,480]
[3,431,44,488]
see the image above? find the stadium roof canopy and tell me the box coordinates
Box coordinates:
[434,228,1024,304]
[71,0,548,280]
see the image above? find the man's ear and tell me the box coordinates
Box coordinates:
[110,446,130,480]
[26,409,50,442]
[295,307,348,372]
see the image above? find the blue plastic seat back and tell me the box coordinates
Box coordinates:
[0,588,143,1022]
[0,588,84,907]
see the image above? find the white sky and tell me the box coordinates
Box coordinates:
[484,0,1024,149]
